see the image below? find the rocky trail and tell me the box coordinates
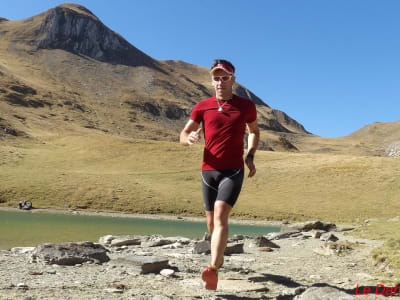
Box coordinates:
[0,221,396,300]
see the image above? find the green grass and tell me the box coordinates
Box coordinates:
[350,219,400,281]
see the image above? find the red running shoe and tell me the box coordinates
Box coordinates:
[201,266,218,290]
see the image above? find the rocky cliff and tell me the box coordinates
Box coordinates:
[34,4,160,70]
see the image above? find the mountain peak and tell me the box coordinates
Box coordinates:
[54,3,99,22]
[28,3,160,69]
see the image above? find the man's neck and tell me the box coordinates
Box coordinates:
[216,94,234,101]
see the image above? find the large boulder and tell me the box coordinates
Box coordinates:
[31,242,110,265]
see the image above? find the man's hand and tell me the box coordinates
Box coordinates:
[187,127,202,145]
[180,120,201,146]
[245,155,256,177]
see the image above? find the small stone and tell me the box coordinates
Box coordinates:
[160,269,175,277]
[105,288,124,294]
[202,232,211,241]
[231,234,245,241]
[311,230,324,239]
[17,283,28,290]
[320,233,339,242]
[260,247,273,252]
[99,235,115,245]
[295,287,306,295]
[112,283,126,290]
[28,271,43,275]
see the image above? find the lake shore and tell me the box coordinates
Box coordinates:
[0,219,392,300]
[0,206,287,227]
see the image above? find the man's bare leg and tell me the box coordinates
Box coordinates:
[205,210,214,235]
[210,200,232,268]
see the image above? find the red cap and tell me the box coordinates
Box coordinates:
[210,64,234,75]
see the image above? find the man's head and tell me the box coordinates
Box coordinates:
[210,59,235,100]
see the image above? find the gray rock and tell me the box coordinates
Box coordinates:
[231,234,245,241]
[17,283,28,290]
[111,255,169,274]
[224,243,244,255]
[320,233,339,242]
[288,221,337,232]
[110,236,141,247]
[31,242,110,265]
[266,231,300,240]
[104,288,124,294]
[168,237,191,245]
[161,242,184,249]
[98,235,115,245]
[202,232,211,241]
[335,225,357,232]
[294,286,353,299]
[11,247,36,254]
[311,229,325,239]
[192,240,210,254]
[142,239,174,247]
[250,236,280,248]
[313,244,336,256]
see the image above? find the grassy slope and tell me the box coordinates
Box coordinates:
[1,133,400,223]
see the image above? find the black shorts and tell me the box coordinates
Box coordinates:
[201,169,244,211]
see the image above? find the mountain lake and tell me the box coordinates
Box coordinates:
[0,210,280,250]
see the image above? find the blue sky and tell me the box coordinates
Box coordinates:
[1,1,399,137]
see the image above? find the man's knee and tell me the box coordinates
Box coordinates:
[213,211,229,228]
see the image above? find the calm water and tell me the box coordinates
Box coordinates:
[0,211,279,249]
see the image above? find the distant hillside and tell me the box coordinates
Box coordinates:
[0,3,309,152]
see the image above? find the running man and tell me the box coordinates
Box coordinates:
[180,59,260,290]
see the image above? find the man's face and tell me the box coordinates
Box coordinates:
[211,69,235,100]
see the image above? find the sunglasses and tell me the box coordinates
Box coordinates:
[212,75,232,82]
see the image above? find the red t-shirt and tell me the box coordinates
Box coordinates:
[190,95,257,170]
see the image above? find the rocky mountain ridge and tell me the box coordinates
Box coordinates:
[0,3,308,152]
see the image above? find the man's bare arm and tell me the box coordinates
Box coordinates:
[180,119,202,146]
[245,120,260,177]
